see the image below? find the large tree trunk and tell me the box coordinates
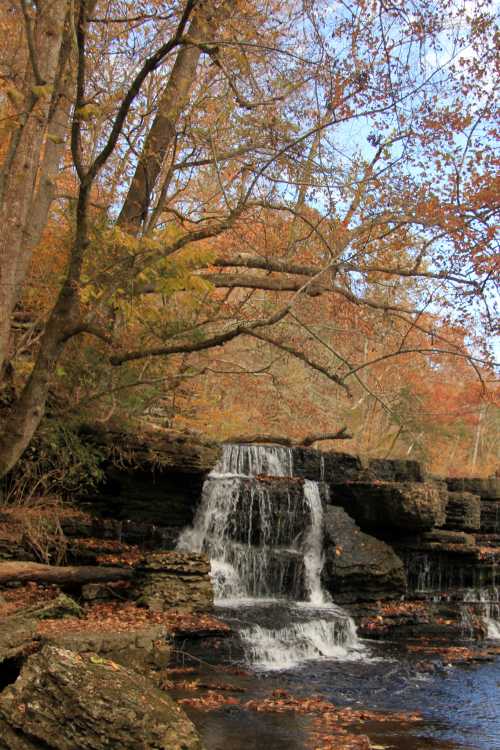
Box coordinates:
[0,0,71,378]
[118,1,227,231]
[0,561,133,586]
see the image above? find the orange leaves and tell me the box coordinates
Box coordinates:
[36,601,231,637]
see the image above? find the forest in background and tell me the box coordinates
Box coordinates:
[0,0,498,502]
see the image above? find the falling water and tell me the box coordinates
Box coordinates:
[214,443,294,478]
[178,443,362,668]
[463,588,500,639]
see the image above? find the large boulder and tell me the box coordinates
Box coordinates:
[0,646,203,750]
[322,506,406,602]
[329,482,445,535]
[40,627,172,672]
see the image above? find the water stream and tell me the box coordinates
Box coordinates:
[178,443,362,668]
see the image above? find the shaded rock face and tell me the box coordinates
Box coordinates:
[293,449,363,483]
[83,468,206,549]
[366,458,425,483]
[446,476,500,500]
[480,500,500,533]
[0,646,202,750]
[322,507,406,603]
[444,492,481,532]
[329,482,445,536]
[134,552,213,613]
[79,426,221,549]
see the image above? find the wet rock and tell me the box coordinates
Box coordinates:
[419,529,476,545]
[203,476,326,547]
[322,506,406,602]
[134,552,213,612]
[0,645,203,750]
[398,545,499,592]
[480,499,500,533]
[444,492,481,532]
[329,481,445,534]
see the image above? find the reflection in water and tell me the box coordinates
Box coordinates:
[181,644,500,750]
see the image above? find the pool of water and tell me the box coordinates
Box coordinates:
[178,639,500,750]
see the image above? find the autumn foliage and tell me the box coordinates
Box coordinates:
[0,0,498,479]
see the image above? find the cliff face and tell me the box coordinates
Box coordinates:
[79,425,221,548]
[74,428,499,606]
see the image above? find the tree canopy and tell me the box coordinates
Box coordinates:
[0,0,498,479]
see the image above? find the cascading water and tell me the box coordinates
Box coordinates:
[462,587,500,639]
[178,443,362,669]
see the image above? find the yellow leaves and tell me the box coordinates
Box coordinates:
[75,104,101,121]
[5,84,24,107]
[32,84,54,99]
[47,133,65,145]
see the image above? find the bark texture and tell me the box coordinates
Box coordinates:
[0,561,133,586]
[0,0,70,376]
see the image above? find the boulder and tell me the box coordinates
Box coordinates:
[134,551,213,612]
[40,627,172,672]
[329,481,445,535]
[0,646,203,750]
[322,506,406,602]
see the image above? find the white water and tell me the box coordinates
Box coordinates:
[215,443,294,478]
[239,610,362,670]
[178,443,362,668]
[302,480,331,606]
[463,587,500,640]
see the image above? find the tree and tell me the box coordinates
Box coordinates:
[0,0,497,477]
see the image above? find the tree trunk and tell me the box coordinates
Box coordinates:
[0,253,81,477]
[0,0,70,378]
[0,561,133,586]
[224,429,352,447]
[117,2,227,231]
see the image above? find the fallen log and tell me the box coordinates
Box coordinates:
[224,428,352,447]
[0,561,134,587]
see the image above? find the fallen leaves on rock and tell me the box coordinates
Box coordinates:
[0,582,60,617]
[36,601,230,636]
[407,643,500,664]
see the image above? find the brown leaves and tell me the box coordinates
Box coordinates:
[178,691,240,711]
[36,601,230,637]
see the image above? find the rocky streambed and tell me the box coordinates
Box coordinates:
[0,432,499,749]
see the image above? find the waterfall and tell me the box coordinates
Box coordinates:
[463,588,500,639]
[213,443,294,478]
[178,443,362,668]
